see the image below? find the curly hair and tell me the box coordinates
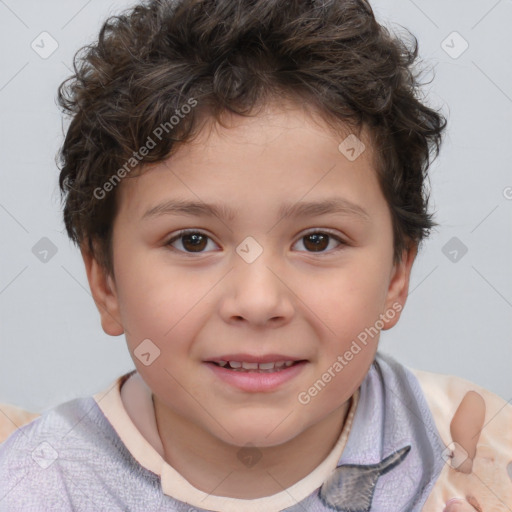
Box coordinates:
[57,0,446,275]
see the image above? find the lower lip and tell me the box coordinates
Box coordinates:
[204,361,307,392]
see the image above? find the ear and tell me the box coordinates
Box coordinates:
[381,243,418,330]
[81,243,124,336]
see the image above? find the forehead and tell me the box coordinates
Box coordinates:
[115,102,385,225]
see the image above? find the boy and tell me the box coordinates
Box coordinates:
[0,0,510,510]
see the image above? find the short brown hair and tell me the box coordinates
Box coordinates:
[57,0,446,274]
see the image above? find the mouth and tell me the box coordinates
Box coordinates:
[204,355,308,392]
[206,360,306,373]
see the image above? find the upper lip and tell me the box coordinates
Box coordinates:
[205,354,305,363]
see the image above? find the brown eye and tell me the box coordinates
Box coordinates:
[181,233,208,252]
[303,233,329,252]
[166,231,216,253]
[295,231,346,253]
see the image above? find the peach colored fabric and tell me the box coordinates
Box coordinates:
[412,368,512,512]
[0,403,40,444]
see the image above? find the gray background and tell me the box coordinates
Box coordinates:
[0,0,511,413]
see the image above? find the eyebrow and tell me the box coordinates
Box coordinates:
[141,197,370,222]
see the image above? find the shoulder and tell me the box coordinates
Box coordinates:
[409,366,512,511]
[0,392,135,460]
[0,395,104,467]
[0,385,166,510]
[0,396,125,509]
[1,395,111,453]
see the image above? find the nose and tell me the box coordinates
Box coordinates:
[219,254,295,328]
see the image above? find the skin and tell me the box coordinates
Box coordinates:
[82,99,421,499]
[449,390,486,474]
[443,498,482,512]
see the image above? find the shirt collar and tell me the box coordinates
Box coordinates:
[93,368,359,512]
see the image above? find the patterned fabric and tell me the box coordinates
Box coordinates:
[0,352,446,511]
[319,445,411,511]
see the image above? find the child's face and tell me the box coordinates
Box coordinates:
[86,101,415,448]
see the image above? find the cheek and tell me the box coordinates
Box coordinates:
[115,265,219,368]
[296,259,389,383]
[297,346,375,426]
[113,249,189,340]
[299,259,389,332]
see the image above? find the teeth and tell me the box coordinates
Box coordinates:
[241,362,259,370]
[258,362,276,370]
[216,360,297,371]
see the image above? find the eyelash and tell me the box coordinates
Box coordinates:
[164,228,348,256]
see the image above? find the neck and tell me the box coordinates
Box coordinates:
[152,397,352,499]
